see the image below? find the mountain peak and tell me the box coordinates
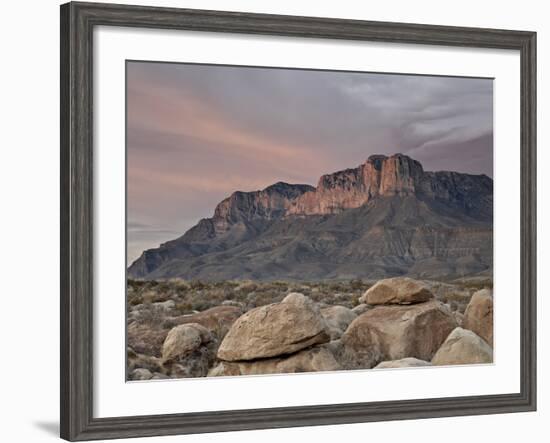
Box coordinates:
[287,153,427,215]
[366,154,387,170]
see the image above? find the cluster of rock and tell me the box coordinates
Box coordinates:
[128,277,493,381]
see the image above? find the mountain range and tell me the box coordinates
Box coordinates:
[128,153,493,281]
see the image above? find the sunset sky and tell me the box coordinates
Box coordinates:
[127,61,493,263]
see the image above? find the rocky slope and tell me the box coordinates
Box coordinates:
[128,154,493,281]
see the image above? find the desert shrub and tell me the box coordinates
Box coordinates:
[127,292,144,306]
[455,278,493,291]
[175,301,193,314]
[349,294,361,307]
[349,279,364,290]
[236,280,258,293]
[191,300,212,312]
[134,306,167,328]
[168,278,191,290]
[142,290,170,304]
[189,280,207,290]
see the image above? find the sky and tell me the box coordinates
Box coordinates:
[127,61,493,263]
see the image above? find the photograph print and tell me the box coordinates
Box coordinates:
[126,61,494,381]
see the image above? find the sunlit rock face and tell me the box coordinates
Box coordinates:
[287,153,491,216]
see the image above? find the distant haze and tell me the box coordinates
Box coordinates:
[127,61,493,263]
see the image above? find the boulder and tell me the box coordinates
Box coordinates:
[338,300,457,369]
[209,346,341,376]
[130,368,153,381]
[374,358,431,369]
[462,289,493,346]
[360,277,434,305]
[161,323,212,363]
[321,305,357,339]
[432,327,493,365]
[217,293,330,361]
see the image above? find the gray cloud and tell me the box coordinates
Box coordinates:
[127,61,493,262]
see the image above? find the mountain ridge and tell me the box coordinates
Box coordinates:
[128,153,493,281]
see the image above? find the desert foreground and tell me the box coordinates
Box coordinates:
[127,276,493,380]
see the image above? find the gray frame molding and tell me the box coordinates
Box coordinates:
[60,2,536,441]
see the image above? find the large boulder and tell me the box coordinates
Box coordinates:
[360,277,434,305]
[161,323,212,363]
[337,300,457,369]
[209,346,340,376]
[321,305,357,339]
[462,289,493,346]
[374,357,431,369]
[432,327,493,365]
[217,293,330,361]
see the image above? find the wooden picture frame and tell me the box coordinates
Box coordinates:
[60,1,536,440]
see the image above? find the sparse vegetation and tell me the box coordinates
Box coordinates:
[127,278,374,315]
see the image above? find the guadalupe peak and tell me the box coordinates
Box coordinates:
[287,153,425,215]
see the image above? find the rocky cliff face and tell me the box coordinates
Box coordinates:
[212,182,314,234]
[128,154,493,281]
[287,154,492,217]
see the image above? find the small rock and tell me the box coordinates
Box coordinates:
[130,368,153,381]
[432,327,493,366]
[374,358,431,369]
[359,277,434,305]
[151,372,169,380]
[161,323,212,363]
[453,311,464,326]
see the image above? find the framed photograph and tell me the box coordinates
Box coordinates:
[60,1,536,441]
